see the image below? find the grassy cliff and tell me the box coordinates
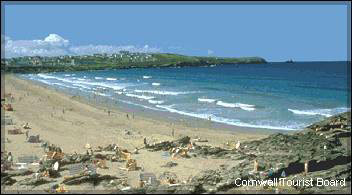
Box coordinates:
[1,53,267,73]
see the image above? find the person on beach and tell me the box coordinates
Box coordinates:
[143,137,147,146]
[126,114,129,120]
[108,110,111,116]
[7,152,13,166]
[235,140,241,150]
[25,130,29,139]
[172,129,175,137]
[62,108,65,114]
[23,122,30,129]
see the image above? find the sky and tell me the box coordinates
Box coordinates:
[2,2,350,61]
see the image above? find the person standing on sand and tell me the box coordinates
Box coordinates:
[25,130,29,140]
[143,137,147,146]
[7,152,13,166]
[172,129,175,137]
[126,114,129,120]
[62,108,65,114]
[10,95,14,102]
[108,110,111,116]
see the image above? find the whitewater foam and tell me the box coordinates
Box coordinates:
[198,98,217,103]
[74,80,129,90]
[72,84,92,90]
[37,74,78,84]
[108,97,164,112]
[52,83,78,89]
[106,78,117,81]
[95,77,103,80]
[155,105,296,130]
[125,93,155,100]
[216,101,256,111]
[148,100,164,104]
[36,79,53,85]
[37,74,57,80]
[143,76,152,79]
[288,108,349,117]
[134,90,196,96]
[156,105,211,119]
[152,83,161,86]
[94,92,110,97]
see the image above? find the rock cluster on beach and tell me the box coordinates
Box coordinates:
[114,111,351,193]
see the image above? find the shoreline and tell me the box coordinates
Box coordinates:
[3,75,270,145]
[16,73,295,135]
[2,73,272,191]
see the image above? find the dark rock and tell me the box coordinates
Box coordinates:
[161,161,178,168]
[17,177,54,186]
[145,136,191,152]
[3,169,33,177]
[62,174,118,186]
[1,175,17,186]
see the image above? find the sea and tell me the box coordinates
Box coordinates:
[20,61,350,131]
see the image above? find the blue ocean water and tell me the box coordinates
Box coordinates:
[21,61,350,130]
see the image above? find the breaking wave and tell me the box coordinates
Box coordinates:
[37,73,131,91]
[288,107,349,117]
[198,98,217,103]
[216,101,256,111]
[155,105,296,130]
[148,100,165,104]
[125,93,155,100]
[134,90,197,96]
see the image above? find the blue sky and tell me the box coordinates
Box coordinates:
[3,3,349,61]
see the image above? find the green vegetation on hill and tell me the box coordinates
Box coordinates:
[1,52,267,73]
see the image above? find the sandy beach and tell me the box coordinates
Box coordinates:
[2,74,272,192]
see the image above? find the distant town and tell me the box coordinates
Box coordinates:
[1,51,158,67]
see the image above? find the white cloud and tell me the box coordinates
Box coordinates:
[42,34,70,47]
[3,33,162,58]
[4,34,71,57]
[207,49,214,55]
